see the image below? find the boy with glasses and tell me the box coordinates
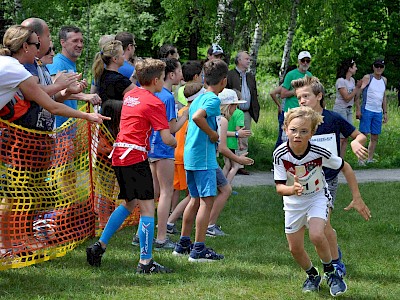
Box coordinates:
[356,59,388,165]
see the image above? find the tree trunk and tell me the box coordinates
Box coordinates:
[249,23,262,76]
[279,0,300,85]
[384,1,400,88]
[188,7,200,60]
[214,0,236,63]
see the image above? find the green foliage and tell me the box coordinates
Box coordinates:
[2,182,400,299]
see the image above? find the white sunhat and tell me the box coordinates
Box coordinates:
[298,51,311,60]
[218,89,247,105]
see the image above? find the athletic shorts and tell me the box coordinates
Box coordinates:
[186,169,217,198]
[284,188,330,234]
[359,109,383,135]
[216,166,228,188]
[173,164,187,190]
[113,160,154,201]
[326,176,338,208]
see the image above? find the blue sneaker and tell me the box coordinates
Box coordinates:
[188,247,224,262]
[334,246,346,277]
[302,274,321,293]
[326,270,347,297]
[172,242,193,257]
[338,246,343,260]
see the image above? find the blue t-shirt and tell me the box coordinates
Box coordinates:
[118,60,135,79]
[47,53,77,127]
[315,109,355,180]
[148,87,176,159]
[184,91,220,170]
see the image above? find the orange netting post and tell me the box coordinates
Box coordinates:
[0,105,140,270]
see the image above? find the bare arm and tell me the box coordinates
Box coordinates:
[349,130,368,160]
[19,77,109,124]
[276,175,303,196]
[280,86,295,99]
[192,108,218,142]
[341,162,371,220]
[270,86,282,113]
[382,78,388,123]
[169,108,188,134]
[159,128,177,148]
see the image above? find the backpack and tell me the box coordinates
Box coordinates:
[0,90,31,122]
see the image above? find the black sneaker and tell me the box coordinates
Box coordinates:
[136,259,173,274]
[86,242,105,267]
[326,270,347,296]
[188,247,224,262]
[154,237,176,250]
[167,223,180,235]
[172,242,193,256]
[302,274,321,293]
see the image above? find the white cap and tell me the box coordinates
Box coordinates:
[298,51,311,60]
[218,89,247,105]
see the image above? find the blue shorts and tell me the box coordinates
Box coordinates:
[359,109,382,135]
[186,169,217,198]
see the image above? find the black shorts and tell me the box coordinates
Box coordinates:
[113,160,154,201]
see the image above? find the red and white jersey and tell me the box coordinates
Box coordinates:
[273,142,344,204]
[112,87,169,166]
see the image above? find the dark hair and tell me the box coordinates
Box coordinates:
[115,32,134,51]
[203,59,228,86]
[59,25,81,41]
[102,100,123,139]
[184,82,203,98]
[135,58,166,86]
[158,44,177,59]
[291,75,326,108]
[161,58,181,80]
[336,58,355,79]
[182,60,202,82]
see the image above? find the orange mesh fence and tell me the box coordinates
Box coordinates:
[0,105,139,270]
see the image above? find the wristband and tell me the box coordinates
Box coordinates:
[235,131,239,138]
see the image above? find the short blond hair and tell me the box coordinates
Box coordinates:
[284,106,323,134]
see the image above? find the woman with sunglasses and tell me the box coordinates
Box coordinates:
[333,58,366,158]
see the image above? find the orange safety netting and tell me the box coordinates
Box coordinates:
[0,105,139,270]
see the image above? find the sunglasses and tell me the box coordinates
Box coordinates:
[373,64,384,69]
[45,47,56,55]
[27,41,41,50]
[300,58,311,63]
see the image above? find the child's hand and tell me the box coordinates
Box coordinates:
[238,152,254,165]
[344,196,371,221]
[292,175,303,196]
[209,130,219,143]
[238,127,252,138]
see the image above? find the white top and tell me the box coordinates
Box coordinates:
[273,142,343,204]
[365,76,385,113]
[335,77,355,108]
[0,56,32,110]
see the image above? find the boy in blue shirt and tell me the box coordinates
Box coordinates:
[174,59,228,262]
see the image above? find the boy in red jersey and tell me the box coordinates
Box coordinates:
[86,58,177,274]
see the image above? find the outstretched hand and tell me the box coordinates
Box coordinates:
[238,152,254,166]
[238,127,252,138]
[344,197,371,221]
[86,113,111,124]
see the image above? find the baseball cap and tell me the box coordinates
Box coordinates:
[219,89,247,105]
[298,51,311,60]
[208,44,224,56]
[373,59,385,67]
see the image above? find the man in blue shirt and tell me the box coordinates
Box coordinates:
[115,31,138,85]
[47,25,101,127]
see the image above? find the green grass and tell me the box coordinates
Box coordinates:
[248,89,400,171]
[1,182,399,299]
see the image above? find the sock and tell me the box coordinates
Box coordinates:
[139,216,154,260]
[194,242,205,252]
[332,258,340,264]
[306,265,319,277]
[208,224,215,229]
[322,261,335,274]
[100,205,130,245]
[179,236,191,247]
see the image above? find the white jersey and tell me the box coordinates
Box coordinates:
[273,141,344,204]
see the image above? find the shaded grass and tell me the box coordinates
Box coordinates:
[1,182,399,299]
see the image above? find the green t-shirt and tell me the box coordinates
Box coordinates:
[177,85,188,106]
[227,108,245,150]
[282,69,312,111]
